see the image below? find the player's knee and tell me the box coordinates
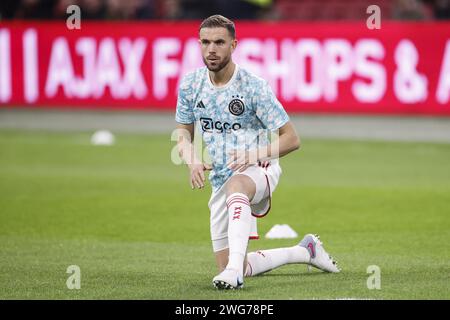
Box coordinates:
[226,175,255,199]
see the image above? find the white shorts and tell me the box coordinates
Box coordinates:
[208,159,282,252]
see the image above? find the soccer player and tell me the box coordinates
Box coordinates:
[175,15,340,290]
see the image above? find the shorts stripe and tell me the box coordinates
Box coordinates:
[252,173,271,218]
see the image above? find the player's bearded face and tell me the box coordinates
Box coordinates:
[199,28,236,72]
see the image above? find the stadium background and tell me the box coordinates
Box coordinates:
[0,0,449,300]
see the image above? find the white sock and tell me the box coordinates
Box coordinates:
[245,246,311,277]
[225,192,252,277]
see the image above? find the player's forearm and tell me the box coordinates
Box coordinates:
[257,131,300,161]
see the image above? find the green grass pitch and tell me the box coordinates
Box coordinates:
[0,129,449,299]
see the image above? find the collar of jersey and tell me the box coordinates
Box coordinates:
[206,63,239,91]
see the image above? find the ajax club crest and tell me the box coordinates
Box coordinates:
[228,95,245,116]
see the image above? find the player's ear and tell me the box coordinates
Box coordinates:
[231,39,237,51]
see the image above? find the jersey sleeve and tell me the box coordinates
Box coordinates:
[254,80,290,131]
[175,75,195,124]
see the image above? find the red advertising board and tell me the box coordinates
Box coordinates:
[0,21,449,115]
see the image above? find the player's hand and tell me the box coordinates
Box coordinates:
[189,163,212,189]
[227,149,258,172]
[258,160,271,169]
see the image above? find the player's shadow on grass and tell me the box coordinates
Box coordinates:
[196,270,345,292]
[256,271,337,277]
[199,272,338,291]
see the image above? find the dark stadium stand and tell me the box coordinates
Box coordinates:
[276,0,393,21]
[0,0,446,21]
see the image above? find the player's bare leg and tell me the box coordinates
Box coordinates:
[214,247,249,274]
[215,248,229,272]
[212,175,255,289]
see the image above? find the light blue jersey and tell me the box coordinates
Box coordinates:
[175,65,290,191]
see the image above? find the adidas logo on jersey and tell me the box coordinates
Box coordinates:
[196,101,205,109]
